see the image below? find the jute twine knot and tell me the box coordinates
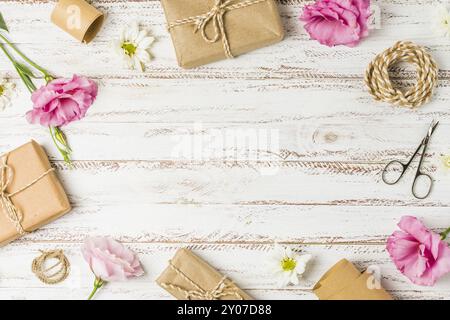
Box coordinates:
[0,154,54,235]
[167,0,268,59]
[31,250,70,285]
[365,41,438,109]
[160,261,243,300]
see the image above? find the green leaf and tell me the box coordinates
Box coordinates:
[16,62,35,78]
[15,62,36,78]
[0,12,9,32]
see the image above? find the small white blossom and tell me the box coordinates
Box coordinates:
[112,22,155,71]
[269,244,312,287]
[432,4,450,37]
[0,77,15,111]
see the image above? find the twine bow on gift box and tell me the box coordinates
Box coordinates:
[160,261,244,300]
[167,0,268,59]
[0,155,54,235]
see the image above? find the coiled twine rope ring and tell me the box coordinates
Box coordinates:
[365,41,438,109]
[31,250,70,285]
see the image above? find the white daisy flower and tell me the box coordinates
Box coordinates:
[432,4,450,37]
[112,22,155,71]
[0,77,15,111]
[269,244,312,288]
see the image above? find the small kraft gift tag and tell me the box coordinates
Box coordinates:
[51,0,104,44]
[313,259,393,300]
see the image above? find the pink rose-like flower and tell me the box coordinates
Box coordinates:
[82,236,144,282]
[300,0,371,47]
[386,216,450,286]
[26,74,97,127]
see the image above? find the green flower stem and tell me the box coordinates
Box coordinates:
[88,277,105,300]
[49,126,72,166]
[0,32,51,79]
[441,227,450,240]
[0,43,35,92]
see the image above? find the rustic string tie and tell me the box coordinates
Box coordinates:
[160,261,243,300]
[365,41,438,109]
[0,154,54,235]
[167,0,268,59]
[32,249,70,285]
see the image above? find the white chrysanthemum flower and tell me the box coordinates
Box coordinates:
[269,244,312,287]
[112,22,154,71]
[0,77,15,111]
[432,4,450,37]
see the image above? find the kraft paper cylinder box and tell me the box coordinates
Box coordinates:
[313,259,393,300]
[157,248,252,300]
[161,0,285,68]
[0,140,71,247]
[51,0,104,43]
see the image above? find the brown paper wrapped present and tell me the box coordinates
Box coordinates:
[157,248,252,300]
[0,141,71,247]
[313,259,393,300]
[51,0,104,43]
[161,0,285,68]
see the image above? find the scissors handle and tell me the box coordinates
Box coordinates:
[412,171,433,199]
[382,160,407,185]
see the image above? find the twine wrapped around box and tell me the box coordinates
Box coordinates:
[0,155,54,235]
[0,141,71,247]
[167,0,269,59]
[161,0,284,68]
[160,262,244,300]
[157,248,252,300]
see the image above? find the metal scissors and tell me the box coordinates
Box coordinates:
[382,120,439,199]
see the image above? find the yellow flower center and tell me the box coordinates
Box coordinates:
[281,257,297,272]
[0,85,4,96]
[122,42,137,57]
[443,155,450,168]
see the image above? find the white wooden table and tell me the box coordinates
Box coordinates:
[0,0,449,300]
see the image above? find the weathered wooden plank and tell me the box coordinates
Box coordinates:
[13,204,450,244]
[39,159,448,207]
[0,243,449,299]
[0,120,448,164]
[3,78,450,125]
[1,0,450,75]
[1,0,449,300]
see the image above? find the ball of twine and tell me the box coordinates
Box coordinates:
[31,250,70,285]
[365,41,438,109]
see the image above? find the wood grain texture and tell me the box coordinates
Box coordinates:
[0,0,449,299]
[0,243,449,300]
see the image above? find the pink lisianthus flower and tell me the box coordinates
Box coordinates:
[300,0,371,47]
[82,237,145,300]
[26,74,97,127]
[386,216,450,286]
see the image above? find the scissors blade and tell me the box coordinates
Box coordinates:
[427,120,439,139]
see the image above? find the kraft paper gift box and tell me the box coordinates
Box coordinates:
[313,259,393,300]
[157,248,252,300]
[161,0,285,68]
[0,140,71,247]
